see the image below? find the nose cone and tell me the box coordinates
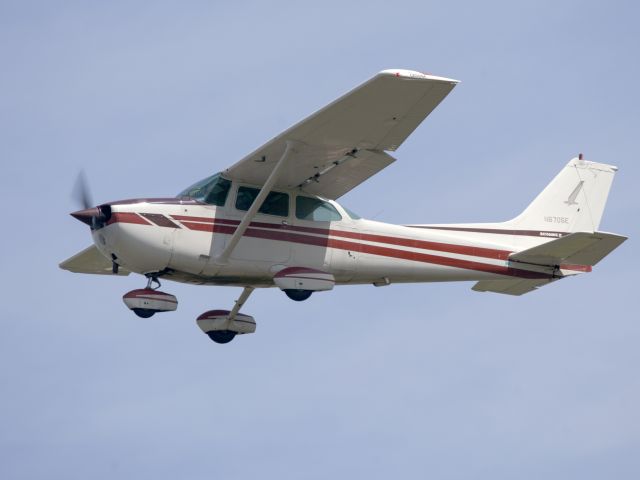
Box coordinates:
[70,207,101,226]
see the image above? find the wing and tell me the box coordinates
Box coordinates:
[224,69,459,199]
[59,245,130,276]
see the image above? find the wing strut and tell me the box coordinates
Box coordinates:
[215,140,297,264]
[225,286,255,328]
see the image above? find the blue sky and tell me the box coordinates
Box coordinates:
[1,1,639,478]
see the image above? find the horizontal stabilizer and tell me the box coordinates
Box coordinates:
[472,278,557,296]
[59,245,130,276]
[510,231,627,267]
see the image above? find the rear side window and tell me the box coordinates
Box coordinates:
[296,196,342,222]
[235,187,289,217]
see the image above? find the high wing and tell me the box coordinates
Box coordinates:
[60,245,130,276]
[223,69,459,199]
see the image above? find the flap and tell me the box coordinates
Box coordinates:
[59,245,130,276]
[224,69,458,199]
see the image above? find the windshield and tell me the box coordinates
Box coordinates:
[177,173,231,206]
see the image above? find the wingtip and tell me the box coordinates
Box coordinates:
[378,69,460,84]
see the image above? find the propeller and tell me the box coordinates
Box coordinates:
[70,170,110,227]
[72,170,93,210]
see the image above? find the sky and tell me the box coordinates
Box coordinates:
[1,1,639,478]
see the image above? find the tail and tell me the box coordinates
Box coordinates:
[472,156,627,295]
[506,156,617,233]
[409,156,626,295]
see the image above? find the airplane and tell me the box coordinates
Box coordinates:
[60,69,627,344]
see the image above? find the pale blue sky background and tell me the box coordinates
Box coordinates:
[1,1,639,478]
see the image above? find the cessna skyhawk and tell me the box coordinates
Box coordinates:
[61,69,627,344]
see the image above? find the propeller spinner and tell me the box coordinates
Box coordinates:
[70,171,110,228]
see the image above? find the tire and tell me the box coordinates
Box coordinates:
[284,289,313,302]
[207,330,236,344]
[133,308,156,318]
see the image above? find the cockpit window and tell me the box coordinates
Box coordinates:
[236,186,289,217]
[178,174,231,206]
[296,196,342,222]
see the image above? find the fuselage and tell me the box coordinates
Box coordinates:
[90,181,567,288]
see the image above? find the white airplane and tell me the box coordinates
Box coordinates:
[61,69,627,344]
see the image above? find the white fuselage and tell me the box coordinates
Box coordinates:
[92,191,565,289]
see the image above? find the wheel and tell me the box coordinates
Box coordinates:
[284,289,313,302]
[133,308,156,318]
[207,330,237,344]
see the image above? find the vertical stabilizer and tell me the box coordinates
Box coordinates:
[507,157,617,232]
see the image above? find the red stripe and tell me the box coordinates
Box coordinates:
[108,212,151,226]
[115,214,580,280]
[171,215,512,260]
[410,225,570,238]
[178,219,548,279]
[139,213,181,228]
[128,295,178,304]
[324,237,548,279]
[560,264,592,272]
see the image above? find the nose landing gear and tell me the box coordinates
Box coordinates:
[123,276,178,318]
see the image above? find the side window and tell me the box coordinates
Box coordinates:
[296,196,342,222]
[204,177,231,206]
[235,187,289,217]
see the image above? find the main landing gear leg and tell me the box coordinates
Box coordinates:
[226,287,255,328]
[201,287,256,344]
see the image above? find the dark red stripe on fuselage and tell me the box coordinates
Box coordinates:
[409,225,569,238]
[171,217,548,279]
[171,215,513,260]
[107,212,151,226]
[139,213,181,228]
[110,213,580,279]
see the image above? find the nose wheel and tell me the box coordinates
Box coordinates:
[122,276,178,317]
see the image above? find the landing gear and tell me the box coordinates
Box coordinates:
[132,308,156,318]
[274,267,333,301]
[122,276,178,317]
[207,330,237,344]
[284,289,313,301]
[196,287,256,344]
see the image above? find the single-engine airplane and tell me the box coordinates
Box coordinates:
[61,69,627,344]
